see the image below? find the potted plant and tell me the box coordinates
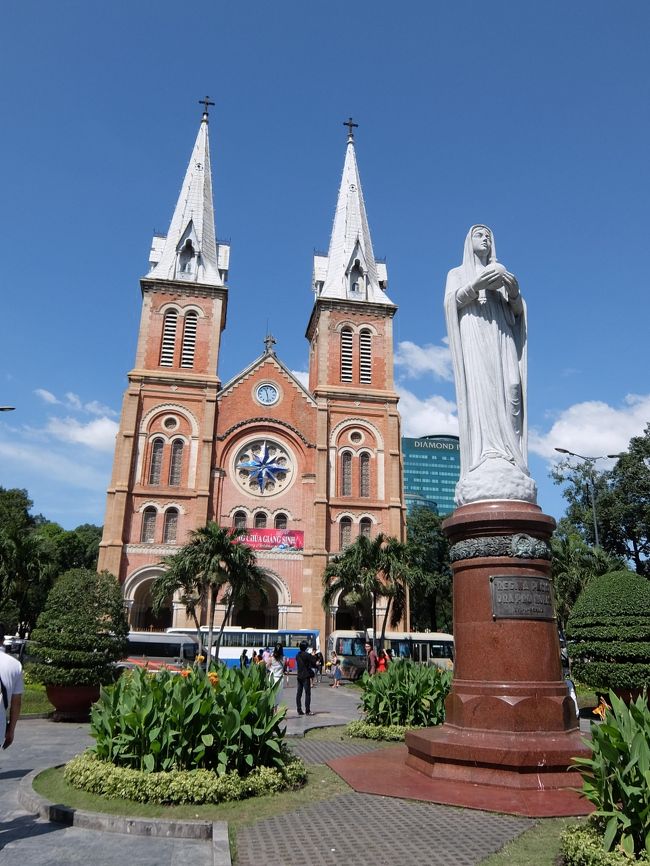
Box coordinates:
[29,568,128,721]
[567,569,650,704]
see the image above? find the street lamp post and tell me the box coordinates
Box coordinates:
[554,448,620,548]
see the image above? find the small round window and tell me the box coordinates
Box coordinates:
[163,416,178,431]
[349,430,363,444]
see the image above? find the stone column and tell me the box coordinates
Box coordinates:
[405,500,591,816]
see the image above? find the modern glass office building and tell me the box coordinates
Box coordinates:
[402,435,460,516]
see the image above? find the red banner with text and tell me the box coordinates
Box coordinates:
[240,529,304,551]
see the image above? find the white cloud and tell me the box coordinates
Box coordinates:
[0,439,110,492]
[397,387,459,438]
[290,369,309,388]
[65,392,83,410]
[530,393,650,461]
[395,340,452,382]
[45,416,119,452]
[84,400,118,417]
[34,388,60,404]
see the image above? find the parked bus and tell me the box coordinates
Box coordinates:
[327,630,454,680]
[118,631,199,674]
[166,627,320,670]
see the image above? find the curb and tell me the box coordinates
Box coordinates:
[18,768,231,865]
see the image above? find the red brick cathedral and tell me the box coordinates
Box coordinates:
[98,108,405,639]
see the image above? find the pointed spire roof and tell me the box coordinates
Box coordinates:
[148,108,223,286]
[316,124,392,304]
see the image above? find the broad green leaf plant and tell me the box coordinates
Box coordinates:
[359,660,451,728]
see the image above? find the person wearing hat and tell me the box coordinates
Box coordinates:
[295,640,316,716]
[0,622,23,751]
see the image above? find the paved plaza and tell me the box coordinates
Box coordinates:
[0,682,581,865]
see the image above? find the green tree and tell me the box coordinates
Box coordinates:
[152,523,274,659]
[551,520,625,630]
[405,507,452,632]
[552,425,650,575]
[322,533,412,646]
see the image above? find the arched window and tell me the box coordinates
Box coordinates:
[168,439,184,486]
[254,512,267,529]
[141,507,157,543]
[160,309,178,366]
[349,259,364,295]
[148,438,164,485]
[339,517,352,549]
[274,513,287,530]
[360,452,371,498]
[178,238,195,273]
[180,311,198,368]
[359,328,372,384]
[163,508,178,544]
[341,451,352,496]
[340,327,353,383]
[359,517,372,537]
[233,511,247,530]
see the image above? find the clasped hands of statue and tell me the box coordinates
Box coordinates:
[472,264,520,300]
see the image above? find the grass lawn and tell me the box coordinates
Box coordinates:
[33,762,349,828]
[481,817,580,865]
[21,683,54,716]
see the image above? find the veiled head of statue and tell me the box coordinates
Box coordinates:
[471,226,492,257]
[462,224,496,274]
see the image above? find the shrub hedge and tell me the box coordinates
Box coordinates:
[561,825,650,865]
[30,569,128,687]
[345,720,408,741]
[63,751,307,805]
[359,660,451,727]
[567,571,650,692]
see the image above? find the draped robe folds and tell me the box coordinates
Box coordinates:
[444,226,536,505]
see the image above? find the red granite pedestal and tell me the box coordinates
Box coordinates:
[404,500,591,817]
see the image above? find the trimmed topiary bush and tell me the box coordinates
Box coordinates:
[30,569,128,687]
[567,570,650,693]
[63,751,307,805]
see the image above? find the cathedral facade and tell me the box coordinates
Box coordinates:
[98,109,405,639]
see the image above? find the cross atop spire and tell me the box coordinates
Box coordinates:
[199,96,215,119]
[343,116,358,141]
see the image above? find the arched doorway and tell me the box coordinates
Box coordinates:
[232,583,279,629]
[130,579,172,631]
[335,594,372,630]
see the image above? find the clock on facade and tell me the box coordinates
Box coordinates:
[256,383,279,406]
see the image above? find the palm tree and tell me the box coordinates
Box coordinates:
[152,522,275,660]
[323,533,412,647]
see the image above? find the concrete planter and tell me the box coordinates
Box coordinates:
[45,685,100,722]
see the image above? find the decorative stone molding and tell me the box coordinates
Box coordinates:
[449,533,551,563]
[216,417,315,448]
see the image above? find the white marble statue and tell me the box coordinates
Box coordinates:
[444,225,537,505]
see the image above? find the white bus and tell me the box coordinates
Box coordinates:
[167,626,320,670]
[327,630,454,680]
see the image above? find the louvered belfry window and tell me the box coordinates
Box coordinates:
[341,451,352,496]
[163,508,178,544]
[359,329,372,383]
[148,438,164,485]
[360,452,371,497]
[141,507,157,543]
[160,309,178,366]
[181,311,198,368]
[340,328,353,383]
[168,439,184,486]
[339,517,352,549]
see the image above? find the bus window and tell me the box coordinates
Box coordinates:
[390,640,412,659]
[336,637,365,657]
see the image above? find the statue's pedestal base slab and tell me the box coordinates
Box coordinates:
[402,500,591,817]
[328,744,592,818]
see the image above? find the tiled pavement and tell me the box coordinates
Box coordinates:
[234,792,533,866]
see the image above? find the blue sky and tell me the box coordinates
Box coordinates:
[1,1,648,529]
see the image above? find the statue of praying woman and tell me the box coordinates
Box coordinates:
[444,225,537,505]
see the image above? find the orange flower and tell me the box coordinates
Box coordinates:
[208,672,219,687]
[180,668,191,678]
[593,696,609,720]
[196,655,206,664]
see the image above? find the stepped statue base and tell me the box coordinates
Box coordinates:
[405,500,591,817]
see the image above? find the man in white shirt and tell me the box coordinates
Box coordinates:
[0,622,24,750]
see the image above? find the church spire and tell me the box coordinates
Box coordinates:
[147,101,225,287]
[313,120,391,304]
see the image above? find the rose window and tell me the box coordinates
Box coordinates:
[234,439,292,496]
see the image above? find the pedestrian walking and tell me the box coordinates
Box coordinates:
[365,641,378,675]
[377,648,390,673]
[0,622,23,751]
[266,643,285,707]
[240,648,250,669]
[295,640,316,716]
